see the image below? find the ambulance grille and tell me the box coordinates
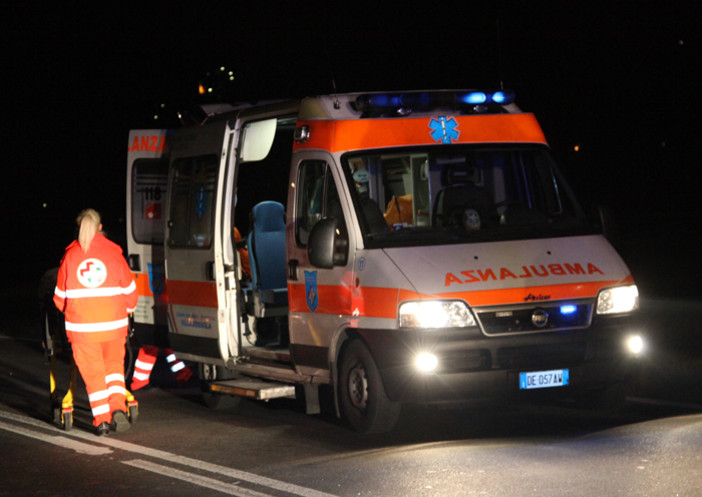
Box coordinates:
[496,342,587,370]
[474,301,593,336]
[438,349,491,372]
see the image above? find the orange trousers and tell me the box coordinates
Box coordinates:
[71,337,127,426]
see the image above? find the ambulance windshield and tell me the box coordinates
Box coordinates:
[342,145,590,247]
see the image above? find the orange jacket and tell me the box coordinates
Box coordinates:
[233,227,251,278]
[53,233,138,343]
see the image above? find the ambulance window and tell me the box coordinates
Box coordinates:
[167,155,219,249]
[522,151,564,214]
[131,158,168,244]
[295,160,342,246]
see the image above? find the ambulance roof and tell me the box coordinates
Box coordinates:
[299,90,522,120]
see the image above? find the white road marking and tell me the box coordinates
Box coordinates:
[0,409,338,497]
[123,459,275,497]
[0,419,112,456]
[627,396,702,411]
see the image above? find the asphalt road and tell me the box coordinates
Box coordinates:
[2,291,702,497]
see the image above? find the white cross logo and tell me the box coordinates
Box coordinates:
[76,258,107,288]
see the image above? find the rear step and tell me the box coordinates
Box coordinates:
[210,378,295,400]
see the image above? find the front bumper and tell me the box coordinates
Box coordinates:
[356,314,641,404]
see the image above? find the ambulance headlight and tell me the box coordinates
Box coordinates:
[399,301,476,329]
[596,284,639,315]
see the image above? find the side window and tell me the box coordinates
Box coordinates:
[295,160,342,246]
[522,151,564,215]
[167,155,219,248]
[132,158,168,244]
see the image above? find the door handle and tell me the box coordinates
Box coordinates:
[128,254,141,271]
[288,259,299,281]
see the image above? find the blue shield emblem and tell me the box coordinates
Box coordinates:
[304,270,319,312]
[148,263,164,298]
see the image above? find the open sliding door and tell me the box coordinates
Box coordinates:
[164,121,231,365]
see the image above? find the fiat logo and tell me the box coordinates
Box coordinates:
[531,308,549,328]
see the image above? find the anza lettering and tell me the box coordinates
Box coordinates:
[128,135,167,152]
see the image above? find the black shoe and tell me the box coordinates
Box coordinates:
[110,410,131,433]
[96,422,110,437]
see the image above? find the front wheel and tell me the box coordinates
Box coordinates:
[338,339,400,434]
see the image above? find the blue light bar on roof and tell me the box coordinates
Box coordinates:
[355,90,515,115]
[457,90,516,105]
[460,92,488,104]
[490,90,515,104]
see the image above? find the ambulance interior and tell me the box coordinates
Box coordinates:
[342,145,589,247]
[228,117,296,349]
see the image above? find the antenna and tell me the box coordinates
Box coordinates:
[495,17,505,90]
[322,34,340,108]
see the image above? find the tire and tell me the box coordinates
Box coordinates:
[128,404,139,425]
[338,339,400,434]
[52,405,61,426]
[198,363,243,410]
[63,410,73,431]
[199,363,225,409]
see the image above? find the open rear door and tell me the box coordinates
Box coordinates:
[126,129,170,345]
[163,100,299,368]
[163,121,232,365]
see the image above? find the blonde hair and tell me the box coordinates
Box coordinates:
[76,208,102,252]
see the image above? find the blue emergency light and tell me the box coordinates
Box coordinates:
[559,304,577,315]
[460,92,488,104]
[354,90,516,116]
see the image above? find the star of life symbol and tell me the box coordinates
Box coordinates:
[77,258,107,288]
[429,116,460,143]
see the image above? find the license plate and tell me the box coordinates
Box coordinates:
[519,369,569,390]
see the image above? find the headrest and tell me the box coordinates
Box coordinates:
[251,201,285,233]
[444,165,477,186]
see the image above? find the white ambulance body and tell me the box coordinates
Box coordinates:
[126,90,643,433]
[126,129,169,345]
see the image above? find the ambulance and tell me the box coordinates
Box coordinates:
[126,90,643,433]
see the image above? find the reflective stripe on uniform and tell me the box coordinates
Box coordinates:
[108,385,127,396]
[65,318,129,332]
[65,282,136,299]
[92,404,111,416]
[170,361,186,373]
[105,373,125,383]
[89,389,110,402]
[134,359,155,371]
[166,353,186,373]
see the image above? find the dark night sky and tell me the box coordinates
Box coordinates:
[2,1,701,295]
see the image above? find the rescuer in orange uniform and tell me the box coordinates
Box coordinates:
[130,345,192,391]
[53,209,138,436]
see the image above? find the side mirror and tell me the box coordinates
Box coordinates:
[308,218,348,268]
